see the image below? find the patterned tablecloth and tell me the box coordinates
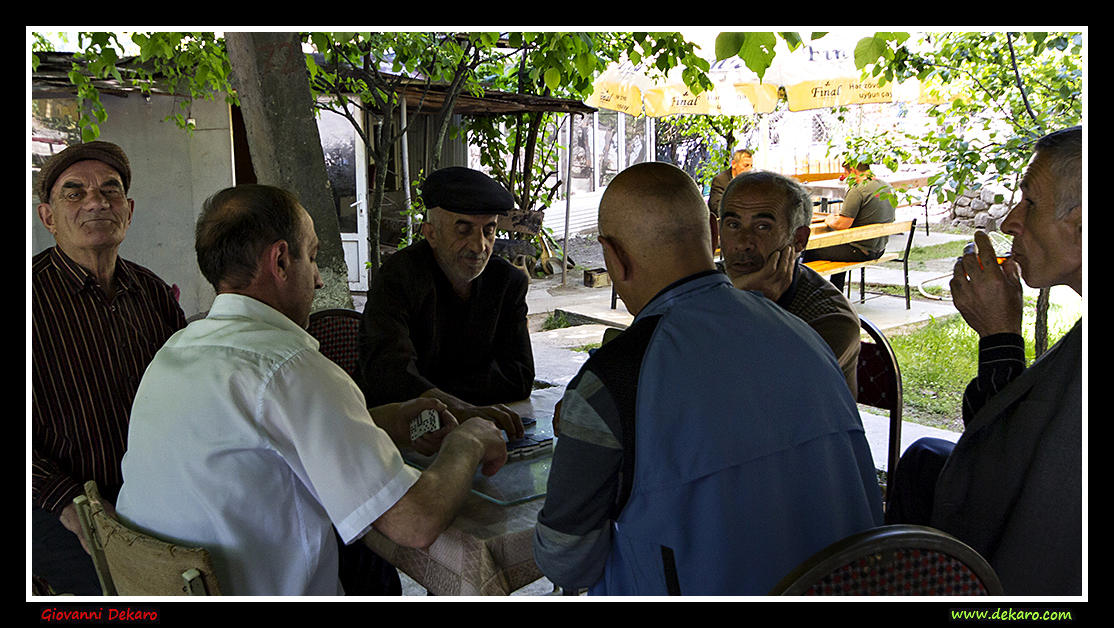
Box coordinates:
[362,495,546,595]
[363,386,565,595]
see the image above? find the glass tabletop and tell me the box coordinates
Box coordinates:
[401,386,563,506]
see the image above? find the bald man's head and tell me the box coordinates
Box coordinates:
[599,162,713,265]
[597,162,716,314]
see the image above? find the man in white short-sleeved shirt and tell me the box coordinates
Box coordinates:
[117,185,507,596]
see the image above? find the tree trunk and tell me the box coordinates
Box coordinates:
[1035,287,1050,358]
[225,31,353,311]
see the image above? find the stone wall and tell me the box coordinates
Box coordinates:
[949,182,1016,231]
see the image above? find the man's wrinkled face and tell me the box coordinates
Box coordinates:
[424,208,498,288]
[1000,153,1083,290]
[719,186,795,280]
[37,160,134,255]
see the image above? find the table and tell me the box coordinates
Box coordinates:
[804,171,935,200]
[361,386,565,595]
[806,220,913,250]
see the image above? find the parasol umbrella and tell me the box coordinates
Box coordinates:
[588,39,779,118]
[762,30,947,112]
[584,62,657,117]
[641,56,779,116]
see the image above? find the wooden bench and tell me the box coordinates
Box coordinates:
[805,219,917,309]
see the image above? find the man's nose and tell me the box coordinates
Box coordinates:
[1000,202,1023,237]
[467,230,488,252]
[83,189,112,209]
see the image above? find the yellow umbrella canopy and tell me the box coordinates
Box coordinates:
[584,62,656,117]
[589,55,778,118]
[764,31,942,112]
[642,57,779,116]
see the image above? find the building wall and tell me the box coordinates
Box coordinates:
[31,93,234,319]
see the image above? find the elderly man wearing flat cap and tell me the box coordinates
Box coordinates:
[357,166,532,439]
[31,141,187,594]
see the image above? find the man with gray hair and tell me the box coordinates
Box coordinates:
[358,166,531,440]
[887,126,1083,595]
[718,170,860,394]
[707,148,754,216]
[32,141,186,595]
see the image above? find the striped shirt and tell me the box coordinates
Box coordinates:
[32,246,186,514]
[961,332,1026,426]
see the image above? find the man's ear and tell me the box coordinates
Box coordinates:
[598,235,630,283]
[265,239,292,282]
[792,225,811,254]
[36,203,58,235]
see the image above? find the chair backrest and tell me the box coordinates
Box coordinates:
[75,481,221,596]
[306,308,363,378]
[856,315,903,495]
[769,524,1003,596]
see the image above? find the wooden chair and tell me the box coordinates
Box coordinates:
[856,316,903,506]
[307,308,363,378]
[73,481,221,596]
[769,524,1003,596]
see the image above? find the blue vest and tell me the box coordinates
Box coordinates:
[590,273,883,595]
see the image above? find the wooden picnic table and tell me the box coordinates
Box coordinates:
[804,172,934,200]
[807,220,913,250]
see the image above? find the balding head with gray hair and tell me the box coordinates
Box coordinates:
[1031,125,1082,220]
[722,170,814,234]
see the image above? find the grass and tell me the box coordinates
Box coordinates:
[903,240,967,270]
[541,311,572,331]
[887,292,1082,432]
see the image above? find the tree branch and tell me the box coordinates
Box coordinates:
[1006,32,1040,128]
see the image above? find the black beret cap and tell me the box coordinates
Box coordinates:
[422,166,514,215]
[37,141,132,204]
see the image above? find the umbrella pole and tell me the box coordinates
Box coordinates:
[562,114,575,287]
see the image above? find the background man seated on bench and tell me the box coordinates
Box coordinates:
[802,160,895,291]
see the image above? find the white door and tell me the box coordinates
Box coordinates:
[317,98,369,291]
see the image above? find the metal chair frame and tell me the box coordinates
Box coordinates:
[857,315,903,504]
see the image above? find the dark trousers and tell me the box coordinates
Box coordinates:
[802,244,884,291]
[885,437,957,525]
[336,530,402,596]
[32,507,102,596]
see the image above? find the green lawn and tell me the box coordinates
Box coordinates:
[887,292,1082,432]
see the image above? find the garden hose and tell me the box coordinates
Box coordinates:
[918,273,954,301]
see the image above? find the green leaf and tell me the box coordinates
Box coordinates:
[855,35,891,70]
[736,32,777,79]
[714,32,745,61]
[544,67,561,91]
[778,32,803,51]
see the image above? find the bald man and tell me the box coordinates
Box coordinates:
[533,162,883,596]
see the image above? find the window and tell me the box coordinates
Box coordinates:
[31,98,82,197]
[560,110,653,198]
[316,102,361,233]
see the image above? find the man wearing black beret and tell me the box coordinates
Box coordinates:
[357,167,532,438]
